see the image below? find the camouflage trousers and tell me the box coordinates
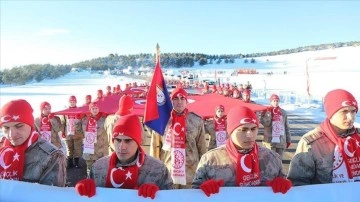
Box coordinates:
[65,137,83,158]
[262,142,285,159]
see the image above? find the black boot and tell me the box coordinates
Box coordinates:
[67,158,74,169]
[74,158,80,168]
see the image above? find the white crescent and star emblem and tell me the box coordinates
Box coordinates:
[110,168,125,188]
[41,117,48,125]
[173,122,183,136]
[0,148,14,169]
[344,136,356,158]
[0,115,12,123]
[240,118,256,125]
[240,155,252,173]
[341,100,357,107]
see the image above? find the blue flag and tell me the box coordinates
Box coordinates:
[144,56,172,135]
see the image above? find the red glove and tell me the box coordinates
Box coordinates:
[266,177,292,194]
[75,179,96,197]
[286,142,291,148]
[200,179,224,197]
[138,183,159,199]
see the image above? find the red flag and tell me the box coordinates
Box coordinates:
[144,56,172,135]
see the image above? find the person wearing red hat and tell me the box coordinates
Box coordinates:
[105,85,112,97]
[82,95,92,106]
[34,101,63,149]
[288,89,360,185]
[151,87,207,189]
[75,114,173,199]
[104,95,136,153]
[205,105,228,151]
[0,99,66,186]
[259,94,291,160]
[81,102,108,175]
[241,89,256,103]
[192,106,292,197]
[94,90,104,102]
[60,95,84,169]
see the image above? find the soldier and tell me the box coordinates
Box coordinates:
[60,95,84,168]
[205,105,228,151]
[242,89,256,103]
[81,102,108,175]
[75,114,173,199]
[151,88,207,189]
[0,99,66,186]
[259,94,291,159]
[94,90,104,102]
[82,95,92,106]
[34,101,63,149]
[192,106,292,197]
[287,89,360,185]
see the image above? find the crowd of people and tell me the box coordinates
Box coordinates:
[0,87,358,199]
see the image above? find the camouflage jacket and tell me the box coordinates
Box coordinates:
[81,115,109,161]
[260,108,291,148]
[204,119,229,151]
[34,115,63,149]
[286,127,356,186]
[23,138,66,186]
[60,115,84,140]
[90,154,173,190]
[160,112,207,186]
[192,143,285,188]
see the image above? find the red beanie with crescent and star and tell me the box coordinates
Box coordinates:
[40,101,51,111]
[324,89,358,119]
[112,114,142,146]
[89,102,99,110]
[226,106,259,135]
[270,94,280,102]
[0,99,34,128]
[171,88,188,101]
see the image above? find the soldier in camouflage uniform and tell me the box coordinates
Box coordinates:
[204,105,228,151]
[75,114,173,199]
[34,101,63,149]
[151,88,207,189]
[192,106,292,197]
[259,94,291,159]
[0,99,66,187]
[60,95,84,168]
[288,89,360,185]
[81,102,109,175]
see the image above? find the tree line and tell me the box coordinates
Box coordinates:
[1,41,359,85]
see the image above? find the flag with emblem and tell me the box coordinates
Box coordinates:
[144,44,173,135]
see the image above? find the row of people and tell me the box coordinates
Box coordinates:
[0,88,358,199]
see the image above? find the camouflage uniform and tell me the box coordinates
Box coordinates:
[104,114,147,153]
[34,115,63,149]
[90,154,173,190]
[61,116,84,168]
[260,108,291,159]
[192,144,285,188]
[23,138,66,186]
[158,112,207,189]
[287,127,358,185]
[81,115,109,172]
[204,119,229,151]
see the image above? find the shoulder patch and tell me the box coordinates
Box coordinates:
[302,128,324,144]
[39,141,58,155]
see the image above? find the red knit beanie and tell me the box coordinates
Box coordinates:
[243,89,251,96]
[89,102,99,110]
[69,95,77,102]
[216,105,225,112]
[0,99,34,128]
[97,90,103,96]
[270,94,280,102]
[86,95,91,100]
[226,106,259,135]
[112,114,142,146]
[324,89,358,119]
[171,88,188,100]
[116,95,134,115]
[40,101,51,111]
